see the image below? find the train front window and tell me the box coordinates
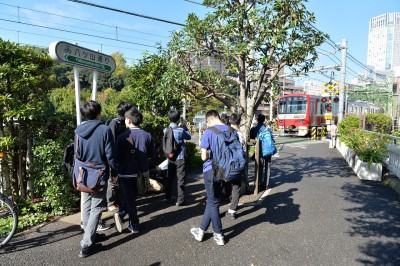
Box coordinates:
[279,96,307,114]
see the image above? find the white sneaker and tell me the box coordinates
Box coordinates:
[190,227,204,242]
[213,233,225,246]
[114,213,123,233]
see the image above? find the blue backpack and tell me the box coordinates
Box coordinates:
[209,127,246,182]
[259,128,277,156]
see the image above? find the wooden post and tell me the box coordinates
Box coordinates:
[254,137,260,195]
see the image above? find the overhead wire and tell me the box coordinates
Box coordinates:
[0,2,170,39]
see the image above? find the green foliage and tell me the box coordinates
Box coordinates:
[124,51,182,115]
[32,139,79,216]
[365,113,391,133]
[185,142,202,168]
[167,0,326,132]
[338,115,361,143]
[345,129,387,166]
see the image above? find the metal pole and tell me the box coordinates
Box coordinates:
[338,38,347,123]
[182,98,186,119]
[92,70,98,101]
[74,66,81,125]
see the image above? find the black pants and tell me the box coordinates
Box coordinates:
[119,178,139,225]
[259,155,272,188]
[229,177,242,211]
[165,159,186,204]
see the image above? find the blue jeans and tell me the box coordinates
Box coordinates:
[81,190,106,248]
[200,169,222,234]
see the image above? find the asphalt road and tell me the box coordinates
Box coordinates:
[1,140,400,266]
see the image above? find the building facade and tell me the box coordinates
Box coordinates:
[367,12,400,72]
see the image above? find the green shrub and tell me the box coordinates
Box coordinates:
[32,139,79,216]
[345,129,387,167]
[186,142,202,168]
[338,115,361,136]
[365,113,391,133]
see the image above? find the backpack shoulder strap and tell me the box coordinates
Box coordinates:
[209,126,221,135]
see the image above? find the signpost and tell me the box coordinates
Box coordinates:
[49,41,116,125]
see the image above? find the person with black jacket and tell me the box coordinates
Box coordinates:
[114,107,154,234]
[106,101,133,213]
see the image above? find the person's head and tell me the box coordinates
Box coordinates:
[229,113,241,126]
[80,100,101,121]
[220,113,230,125]
[117,101,134,117]
[168,109,181,123]
[205,110,221,127]
[125,107,143,127]
[257,114,265,124]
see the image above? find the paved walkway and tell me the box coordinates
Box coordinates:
[1,141,400,266]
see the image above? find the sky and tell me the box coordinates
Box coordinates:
[0,0,399,85]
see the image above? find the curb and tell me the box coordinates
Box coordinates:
[383,176,400,196]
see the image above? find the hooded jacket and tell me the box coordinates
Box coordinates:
[75,119,117,177]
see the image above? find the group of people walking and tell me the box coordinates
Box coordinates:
[74,100,274,258]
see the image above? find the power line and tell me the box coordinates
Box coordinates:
[0,2,169,39]
[67,0,186,27]
[0,18,159,49]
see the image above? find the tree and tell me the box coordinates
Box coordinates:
[0,39,54,197]
[124,51,182,115]
[167,0,326,139]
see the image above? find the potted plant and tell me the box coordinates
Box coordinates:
[338,116,387,181]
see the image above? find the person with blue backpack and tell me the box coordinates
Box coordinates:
[250,114,276,191]
[191,110,245,246]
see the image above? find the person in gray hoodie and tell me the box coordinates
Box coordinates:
[75,101,117,258]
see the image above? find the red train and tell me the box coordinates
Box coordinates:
[276,93,338,136]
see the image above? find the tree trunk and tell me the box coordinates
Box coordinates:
[9,119,19,196]
[19,118,27,199]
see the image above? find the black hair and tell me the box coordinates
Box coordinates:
[125,107,143,126]
[117,101,134,117]
[168,109,181,123]
[257,114,265,124]
[230,113,241,126]
[205,110,219,120]
[220,113,230,125]
[80,100,101,121]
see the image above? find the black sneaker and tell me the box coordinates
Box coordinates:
[96,221,111,232]
[78,243,102,258]
[225,212,236,220]
[175,201,186,207]
[128,223,139,234]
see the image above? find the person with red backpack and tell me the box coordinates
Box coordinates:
[163,109,191,206]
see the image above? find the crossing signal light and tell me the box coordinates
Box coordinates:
[325,104,332,112]
[321,97,327,103]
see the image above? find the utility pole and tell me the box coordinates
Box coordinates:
[338,38,347,123]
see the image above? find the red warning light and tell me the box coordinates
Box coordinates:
[321,97,327,103]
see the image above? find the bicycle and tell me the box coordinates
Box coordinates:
[0,191,18,247]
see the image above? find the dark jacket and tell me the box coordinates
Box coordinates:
[116,128,154,177]
[75,120,117,177]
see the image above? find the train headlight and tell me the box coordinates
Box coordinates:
[279,120,283,123]
[299,120,305,124]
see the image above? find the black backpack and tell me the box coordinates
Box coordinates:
[63,142,75,177]
[162,127,179,160]
[106,118,127,139]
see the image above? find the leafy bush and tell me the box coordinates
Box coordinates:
[32,139,79,216]
[338,115,361,136]
[344,129,387,167]
[365,113,391,133]
[186,142,202,168]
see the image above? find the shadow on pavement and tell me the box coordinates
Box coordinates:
[341,181,400,265]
